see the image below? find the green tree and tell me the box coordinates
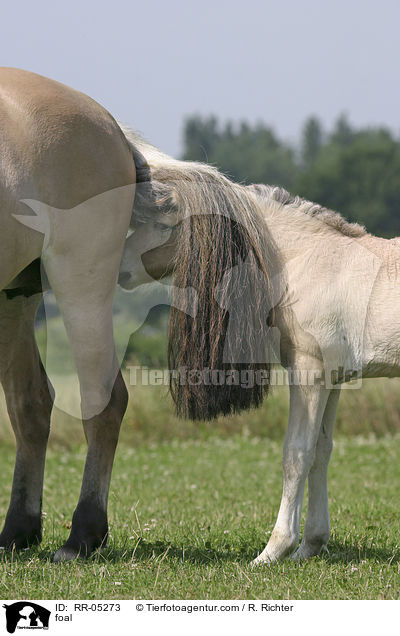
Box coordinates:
[296,127,400,236]
[330,113,354,147]
[182,114,400,237]
[182,115,221,162]
[182,116,298,189]
[301,116,323,167]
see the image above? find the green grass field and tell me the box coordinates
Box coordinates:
[2,315,400,600]
[0,433,399,600]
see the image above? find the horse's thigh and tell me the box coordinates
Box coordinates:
[42,192,132,417]
[45,285,118,419]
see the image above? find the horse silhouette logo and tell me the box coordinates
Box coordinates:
[3,602,50,633]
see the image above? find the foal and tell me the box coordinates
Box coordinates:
[119,129,398,563]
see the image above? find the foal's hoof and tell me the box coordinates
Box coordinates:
[250,552,273,568]
[291,542,329,561]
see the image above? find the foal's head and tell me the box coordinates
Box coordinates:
[118,215,179,288]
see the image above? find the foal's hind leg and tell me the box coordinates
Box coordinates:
[253,383,330,564]
[292,389,340,559]
[0,292,53,549]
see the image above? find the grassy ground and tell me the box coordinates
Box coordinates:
[0,435,399,600]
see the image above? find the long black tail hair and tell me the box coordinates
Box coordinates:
[120,124,274,420]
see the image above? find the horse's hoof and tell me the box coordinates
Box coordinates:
[0,513,42,551]
[52,534,107,563]
[53,546,82,563]
[0,531,41,551]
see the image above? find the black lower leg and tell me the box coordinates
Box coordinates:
[0,489,42,549]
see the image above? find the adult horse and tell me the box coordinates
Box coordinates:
[0,68,135,562]
[0,68,397,564]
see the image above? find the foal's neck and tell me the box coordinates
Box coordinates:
[260,201,355,259]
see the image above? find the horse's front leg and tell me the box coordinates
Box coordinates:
[292,389,340,559]
[253,382,330,564]
[0,293,53,549]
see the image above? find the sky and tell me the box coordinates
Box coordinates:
[1,0,399,157]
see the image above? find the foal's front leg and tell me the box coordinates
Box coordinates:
[253,383,330,564]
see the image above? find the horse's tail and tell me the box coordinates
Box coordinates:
[120,124,274,420]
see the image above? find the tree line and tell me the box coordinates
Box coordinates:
[182,114,400,237]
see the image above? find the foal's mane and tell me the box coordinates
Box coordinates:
[248,184,366,239]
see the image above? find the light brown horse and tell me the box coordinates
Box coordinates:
[0,68,136,561]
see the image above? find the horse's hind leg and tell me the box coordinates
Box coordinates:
[0,292,53,549]
[293,389,340,559]
[48,286,128,562]
[54,368,128,562]
[41,192,132,562]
